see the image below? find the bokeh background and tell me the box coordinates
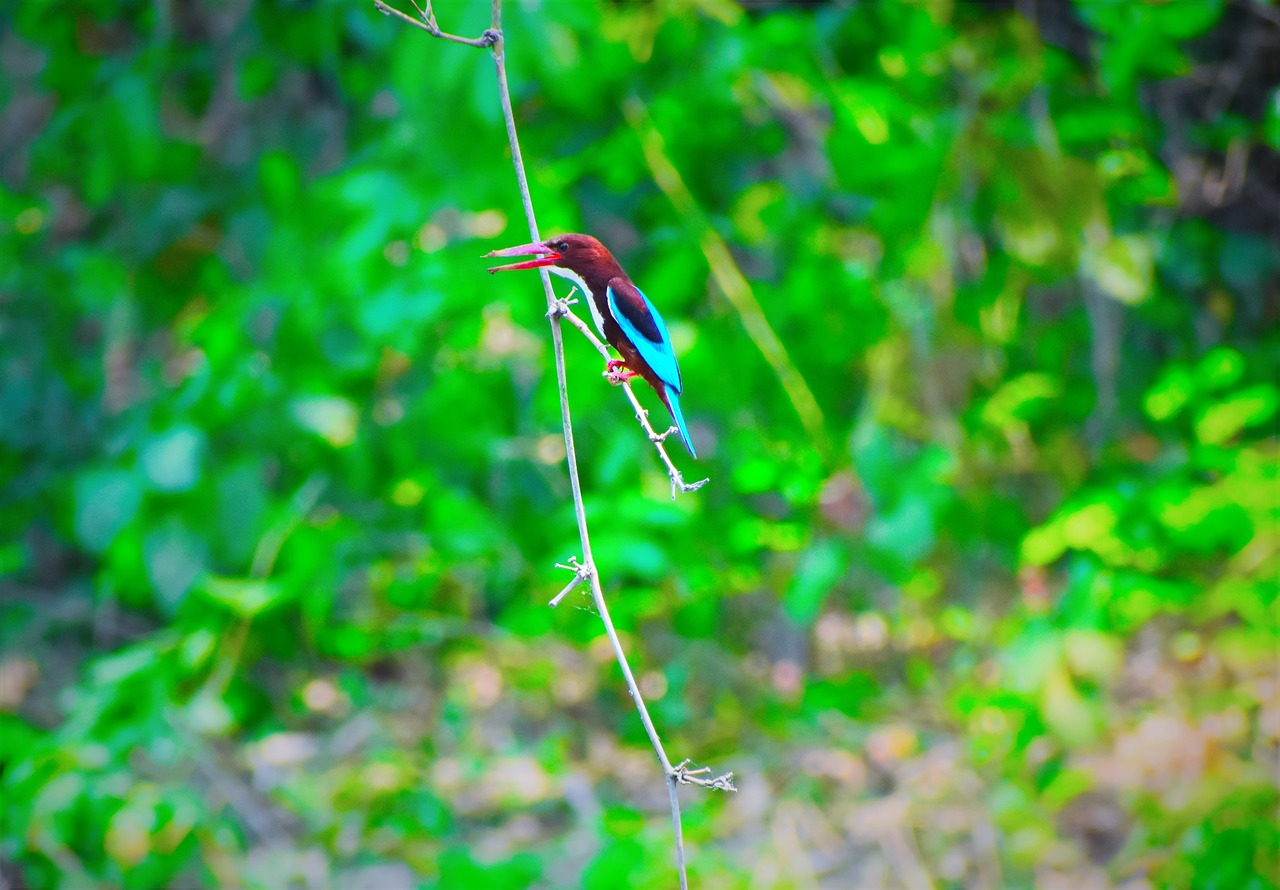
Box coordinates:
[2,1,1278,888]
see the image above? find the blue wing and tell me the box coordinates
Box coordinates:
[606,280,683,393]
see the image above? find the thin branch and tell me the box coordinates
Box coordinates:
[556,305,710,498]
[373,5,732,886]
[372,3,732,888]
[372,0,498,47]
[550,557,591,607]
[487,26,713,888]
[672,758,737,792]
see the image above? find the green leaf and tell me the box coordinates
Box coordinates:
[1086,235,1155,305]
[784,539,846,624]
[1061,500,1120,550]
[1063,629,1122,684]
[1144,365,1195,421]
[1041,664,1100,747]
[1264,88,1280,151]
[74,470,143,553]
[1021,518,1067,567]
[867,497,935,564]
[199,576,288,618]
[88,643,160,687]
[1195,386,1280,445]
[1041,767,1094,809]
[1195,347,1245,391]
[291,395,360,448]
[1148,0,1225,39]
[982,373,1061,429]
[144,524,206,615]
[141,426,206,493]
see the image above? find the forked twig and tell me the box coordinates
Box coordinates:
[550,557,591,607]
[671,758,737,792]
[372,0,498,47]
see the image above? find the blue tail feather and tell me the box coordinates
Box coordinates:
[664,388,696,459]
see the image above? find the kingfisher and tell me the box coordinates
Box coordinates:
[485,233,696,458]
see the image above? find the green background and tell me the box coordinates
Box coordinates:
[2,0,1277,887]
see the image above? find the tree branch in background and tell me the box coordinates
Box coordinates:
[372,3,732,887]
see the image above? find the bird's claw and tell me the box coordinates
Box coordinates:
[604,359,638,385]
[604,369,640,386]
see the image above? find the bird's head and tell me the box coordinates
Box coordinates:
[485,233,617,278]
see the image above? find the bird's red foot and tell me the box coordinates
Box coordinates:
[604,370,640,386]
[603,360,639,386]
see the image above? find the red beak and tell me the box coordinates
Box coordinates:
[484,240,562,273]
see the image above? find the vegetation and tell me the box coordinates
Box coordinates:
[2,1,1277,887]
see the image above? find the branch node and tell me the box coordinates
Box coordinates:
[549,557,593,607]
[670,758,737,793]
[546,297,579,319]
[675,476,710,496]
[372,0,498,47]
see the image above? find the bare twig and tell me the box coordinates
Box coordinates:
[373,3,731,887]
[487,22,703,886]
[545,286,707,496]
[557,307,710,498]
[545,297,579,318]
[671,758,737,792]
[372,0,498,47]
[550,557,591,607]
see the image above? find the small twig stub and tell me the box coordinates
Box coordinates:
[671,758,737,793]
[550,557,592,607]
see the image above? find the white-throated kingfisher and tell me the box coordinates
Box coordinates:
[485,233,696,458]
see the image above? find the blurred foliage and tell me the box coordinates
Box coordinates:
[1,0,1278,888]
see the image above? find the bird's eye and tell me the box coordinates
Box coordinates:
[556,241,568,252]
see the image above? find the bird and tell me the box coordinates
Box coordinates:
[485,233,696,458]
